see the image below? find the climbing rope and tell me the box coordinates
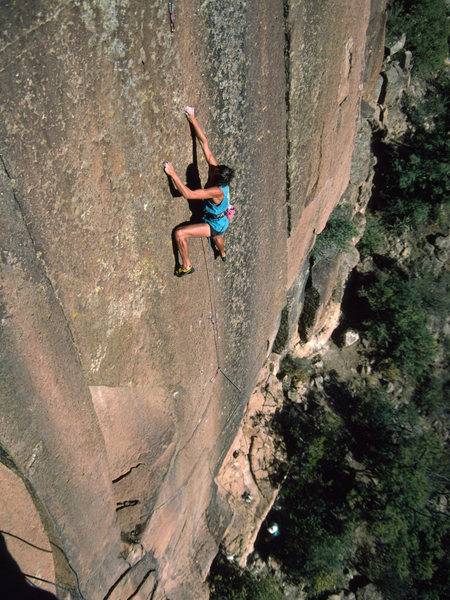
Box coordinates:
[207,238,222,368]
[25,574,86,599]
[0,529,52,553]
[207,238,250,401]
[0,530,85,599]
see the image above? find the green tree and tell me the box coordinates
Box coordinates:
[268,399,355,593]
[375,74,450,230]
[361,429,449,599]
[359,270,436,377]
[312,205,358,260]
[357,213,386,259]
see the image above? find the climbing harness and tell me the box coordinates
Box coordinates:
[207,238,250,400]
[204,204,236,221]
[205,210,226,220]
[169,1,175,32]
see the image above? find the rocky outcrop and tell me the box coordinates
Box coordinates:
[285,0,381,288]
[0,1,388,598]
[214,24,448,598]
[277,0,388,356]
[215,356,286,565]
[289,21,419,362]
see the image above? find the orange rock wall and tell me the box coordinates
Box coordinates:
[0,1,385,598]
[286,0,373,289]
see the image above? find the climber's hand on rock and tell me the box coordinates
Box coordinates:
[163,161,175,177]
[184,106,195,121]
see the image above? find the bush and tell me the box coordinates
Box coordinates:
[278,355,312,389]
[359,270,436,377]
[357,213,386,259]
[412,370,449,418]
[208,553,283,600]
[312,205,359,260]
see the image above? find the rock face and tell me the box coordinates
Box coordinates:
[0,463,56,595]
[286,0,374,288]
[0,1,386,598]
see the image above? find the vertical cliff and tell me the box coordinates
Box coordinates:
[0,1,386,598]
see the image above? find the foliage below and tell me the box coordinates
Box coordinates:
[267,378,449,600]
[358,269,436,378]
[357,213,386,259]
[369,74,450,231]
[387,0,449,77]
[208,553,284,600]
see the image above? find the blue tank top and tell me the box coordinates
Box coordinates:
[203,185,230,233]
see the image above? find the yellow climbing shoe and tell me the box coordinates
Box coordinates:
[175,265,195,277]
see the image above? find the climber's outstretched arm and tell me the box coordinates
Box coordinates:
[184,106,218,167]
[163,162,224,202]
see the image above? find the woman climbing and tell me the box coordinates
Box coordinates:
[163,106,235,277]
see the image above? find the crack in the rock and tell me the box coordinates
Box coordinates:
[103,565,132,600]
[148,579,160,600]
[112,463,143,484]
[283,0,292,235]
[247,435,264,496]
[116,500,140,512]
[126,568,156,600]
[103,559,157,600]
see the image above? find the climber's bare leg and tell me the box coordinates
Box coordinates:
[212,234,225,259]
[174,222,211,269]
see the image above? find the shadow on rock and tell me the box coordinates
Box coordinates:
[170,125,206,270]
[0,533,58,599]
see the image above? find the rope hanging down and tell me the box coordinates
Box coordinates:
[207,239,250,400]
[0,530,85,599]
[25,575,85,600]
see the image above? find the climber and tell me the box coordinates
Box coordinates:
[262,521,280,544]
[163,106,235,277]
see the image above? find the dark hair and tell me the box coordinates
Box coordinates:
[215,165,235,186]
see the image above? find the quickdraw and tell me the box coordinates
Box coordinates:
[169,1,175,32]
